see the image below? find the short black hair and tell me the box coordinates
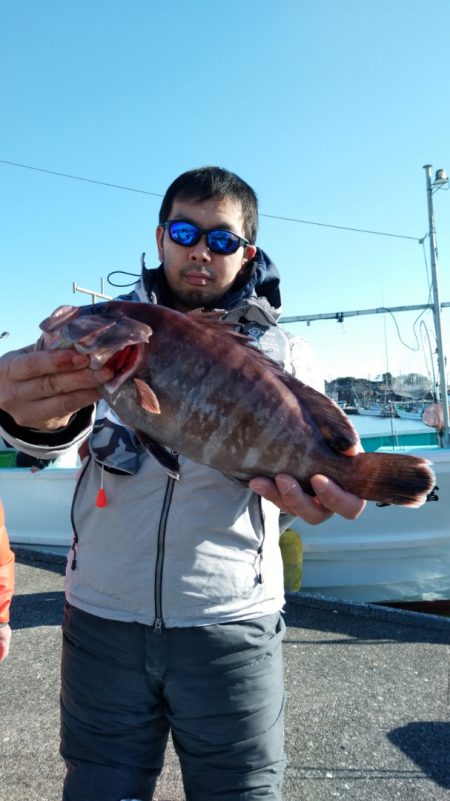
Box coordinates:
[159,166,258,244]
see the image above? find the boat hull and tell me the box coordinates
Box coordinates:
[0,467,76,552]
[292,446,450,603]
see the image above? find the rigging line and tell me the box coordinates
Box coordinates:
[260,212,420,241]
[0,158,421,242]
[0,159,163,198]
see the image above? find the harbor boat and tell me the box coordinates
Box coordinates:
[357,403,385,417]
[357,402,397,418]
[289,410,450,604]
[294,446,450,603]
[0,464,78,551]
[341,402,358,415]
[395,401,431,420]
[293,430,450,603]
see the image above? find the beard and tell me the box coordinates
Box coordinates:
[171,285,223,311]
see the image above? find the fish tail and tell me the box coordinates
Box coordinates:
[342,452,435,507]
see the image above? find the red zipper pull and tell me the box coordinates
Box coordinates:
[96,465,108,507]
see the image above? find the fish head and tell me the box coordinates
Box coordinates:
[39,302,153,395]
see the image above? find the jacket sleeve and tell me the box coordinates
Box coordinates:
[0,501,14,624]
[0,406,95,462]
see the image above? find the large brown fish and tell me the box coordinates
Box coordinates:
[39,301,435,507]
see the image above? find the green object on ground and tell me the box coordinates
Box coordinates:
[279,529,303,592]
[0,451,17,467]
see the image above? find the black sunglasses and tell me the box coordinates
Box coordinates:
[162,220,250,256]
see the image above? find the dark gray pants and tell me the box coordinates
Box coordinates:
[60,604,286,801]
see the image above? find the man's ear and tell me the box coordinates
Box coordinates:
[243,244,257,263]
[156,225,165,262]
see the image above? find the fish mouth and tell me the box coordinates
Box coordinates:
[96,343,146,395]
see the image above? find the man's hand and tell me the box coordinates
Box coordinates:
[0,347,114,430]
[249,473,366,524]
[0,624,12,661]
[249,443,366,524]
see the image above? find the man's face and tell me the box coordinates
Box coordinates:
[156,197,257,311]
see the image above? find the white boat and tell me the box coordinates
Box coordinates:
[357,404,384,416]
[395,401,430,420]
[0,446,79,553]
[293,443,450,603]
[357,402,397,418]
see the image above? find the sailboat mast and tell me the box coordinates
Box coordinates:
[423,164,450,448]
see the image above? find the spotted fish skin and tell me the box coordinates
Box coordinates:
[39,301,435,507]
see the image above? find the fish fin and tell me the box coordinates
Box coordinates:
[346,452,435,507]
[186,309,252,340]
[39,305,80,332]
[133,378,161,414]
[278,372,359,453]
[136,431,180,479]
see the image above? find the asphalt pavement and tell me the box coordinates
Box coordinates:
[1,548,449,801]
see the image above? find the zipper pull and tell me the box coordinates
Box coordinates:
[96,464,108,507]
[154,617,163,633]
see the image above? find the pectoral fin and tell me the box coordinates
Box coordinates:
[136,430,180,479]
[133,378,161,414]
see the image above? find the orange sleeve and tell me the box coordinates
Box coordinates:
[0,501,15,624]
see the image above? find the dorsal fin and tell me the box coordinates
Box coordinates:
[185,308,287,365]
[276,371,359,453]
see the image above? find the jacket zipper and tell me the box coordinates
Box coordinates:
[256,495,266,584]
[153,475,176,631]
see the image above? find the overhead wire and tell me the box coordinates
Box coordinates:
[0,158,422,242]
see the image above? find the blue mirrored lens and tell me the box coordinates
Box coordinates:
[169,221,200,246]
[207,230,240,254]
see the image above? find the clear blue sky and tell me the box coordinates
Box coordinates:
[1,0,450,386]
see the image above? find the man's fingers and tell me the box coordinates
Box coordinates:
[250,473,366,525]
[249,475,334,525]
[310,475,366,519]
[0,347,113,430]
[11,389,103,429]
[4,348,90,381]
[0,352,112,405]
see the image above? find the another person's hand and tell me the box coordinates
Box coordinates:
[0,624,12,661]
[249,473,366,524]
[0,347,113,431]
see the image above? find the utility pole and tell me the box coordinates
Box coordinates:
[423,164,450,447]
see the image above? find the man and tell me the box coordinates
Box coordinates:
[0,167,364,801]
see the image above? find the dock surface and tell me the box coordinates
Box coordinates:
[1,549,449,800]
